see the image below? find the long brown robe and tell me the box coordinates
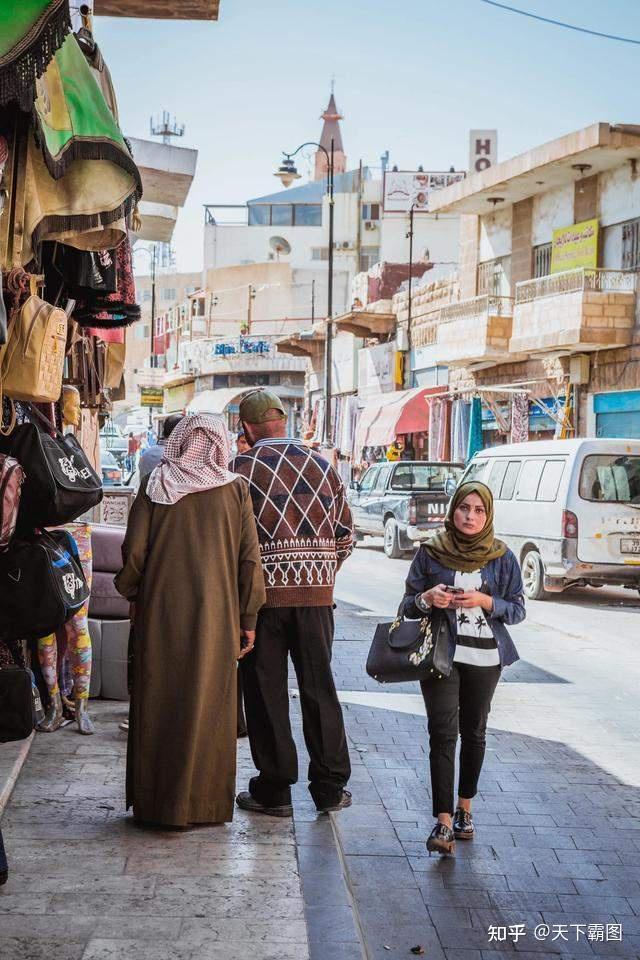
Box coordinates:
[115,476,265,826]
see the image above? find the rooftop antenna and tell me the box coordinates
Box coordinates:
[150,110,185,145]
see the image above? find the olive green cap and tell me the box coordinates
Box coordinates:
[239,388,286,424]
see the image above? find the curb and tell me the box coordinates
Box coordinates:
[0,732,35,818]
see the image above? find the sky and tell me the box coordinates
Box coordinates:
[93,0,640,273]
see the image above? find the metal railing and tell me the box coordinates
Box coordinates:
[515,268,637,304]
[439,294,513,324]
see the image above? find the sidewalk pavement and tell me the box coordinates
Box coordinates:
[1,601,639,960]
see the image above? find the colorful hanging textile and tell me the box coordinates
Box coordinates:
[510,392,529,444]
[467,397,483,461]
[33,33,141,192]
[0,0,70,110]
[428,397,451,462]
[73,234,140,329]
[451,398,470,462]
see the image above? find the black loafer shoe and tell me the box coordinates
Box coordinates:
[453,807,474,840]
[0,870,7,886]
[315,789,352,813]
[235,791,293,818]
[426,822,456,856]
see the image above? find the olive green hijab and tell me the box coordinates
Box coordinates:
[425,480,507,573]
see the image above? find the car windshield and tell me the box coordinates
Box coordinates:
[390,464,464,492]
[579,454,640,504]
[102,451,118,467]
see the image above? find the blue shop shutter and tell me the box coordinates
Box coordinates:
[594,390,640,438]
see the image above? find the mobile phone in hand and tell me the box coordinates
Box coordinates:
[444,586,464,595]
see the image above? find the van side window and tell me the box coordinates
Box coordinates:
[500,460,522,500]
[536,460,566,502]
[487,460,508,497]
[515,459,545,500]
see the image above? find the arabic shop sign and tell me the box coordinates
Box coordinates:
[551,218,599,274]
[140,387,164,408]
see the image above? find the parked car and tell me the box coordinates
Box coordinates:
[348,461,465,558]
[458,438,640,600]
[101,450,123,487]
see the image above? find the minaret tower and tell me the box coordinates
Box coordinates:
[314,88,346,181]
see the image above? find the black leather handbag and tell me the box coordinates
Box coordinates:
[0,529,89,642]
[0,666,34,743]
[0,405,102,531]
[366,602,451,683]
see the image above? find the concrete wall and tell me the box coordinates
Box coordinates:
[531,184,574,246]
[479,206,512,262]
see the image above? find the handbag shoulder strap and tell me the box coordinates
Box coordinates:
[25,402,66,443]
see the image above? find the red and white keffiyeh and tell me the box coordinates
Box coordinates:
[146,414,235,505]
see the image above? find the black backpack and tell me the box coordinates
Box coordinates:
[0,408,103,531]
[0,529,90,642]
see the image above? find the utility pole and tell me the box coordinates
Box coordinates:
[246,284,255,335]
[311,278,316,322]
[324,136,335,446]
[406,203,417,351]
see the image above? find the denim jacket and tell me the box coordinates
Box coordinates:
[401,547,526,671]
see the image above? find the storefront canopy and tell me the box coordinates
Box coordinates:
[355,386,442,450]
[187,385,302,416]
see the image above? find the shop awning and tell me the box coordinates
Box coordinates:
[187,385,302,416]
[334,310,395,339]
[355,386,443,450]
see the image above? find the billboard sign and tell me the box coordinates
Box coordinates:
[140,387,164,408]
[550,219,599,273]
[382,170,465,213]
[469,130,498,175]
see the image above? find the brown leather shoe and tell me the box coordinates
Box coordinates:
[235,791,293,818]
[426,822,456,856]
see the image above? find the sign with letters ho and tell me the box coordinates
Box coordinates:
[469,130,498,175]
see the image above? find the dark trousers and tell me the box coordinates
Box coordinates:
[420,663,501,817]
[0,828,7,875]
[240,606,351,808]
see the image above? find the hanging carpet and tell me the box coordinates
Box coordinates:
[0,0,70,111]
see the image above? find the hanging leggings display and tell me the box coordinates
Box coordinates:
[37,523,94,734]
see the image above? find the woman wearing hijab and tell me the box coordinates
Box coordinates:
[402,481,525,856]
[115,414,266,827]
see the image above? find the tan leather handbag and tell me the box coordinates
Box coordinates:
[0,278,67,403]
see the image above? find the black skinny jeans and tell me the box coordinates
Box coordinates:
[420,663,501,817]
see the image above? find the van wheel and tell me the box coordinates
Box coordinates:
[521,550,549,601]
[384,518,403,559]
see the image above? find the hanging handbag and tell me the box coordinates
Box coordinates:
[0,529,89,643]
[0,665,34,743]
[0,454,24,548]
[0,405,102,531]
[0,277,67,403]
[366,601,450,683]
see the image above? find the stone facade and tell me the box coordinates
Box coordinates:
[510,289,635,354]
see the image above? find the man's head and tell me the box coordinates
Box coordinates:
[163,414,183,441]
[236,429,251,455]
[239,388,287,445]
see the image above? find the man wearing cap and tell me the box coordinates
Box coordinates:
[232,388,354,817]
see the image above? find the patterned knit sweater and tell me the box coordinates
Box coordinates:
[233,439,354,608]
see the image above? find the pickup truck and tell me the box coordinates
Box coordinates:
[347,460,464,558]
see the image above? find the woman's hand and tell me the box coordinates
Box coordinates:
[422,584,452,609]
[238,629,256,660]
[454,591,494,612]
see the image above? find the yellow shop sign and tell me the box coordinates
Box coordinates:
[550,218,599,273]
[140,387,164,408]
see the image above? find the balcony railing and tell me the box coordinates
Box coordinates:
[439,294,513,324]
[515,268,637,304]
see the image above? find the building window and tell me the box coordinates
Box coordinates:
[362,203,380,221]
[271,204,293,227]
[248,205,270,226]
[311,247,329,261]
[162,288,176,301]
[360,246,380,272]
[622,218,640,270]
[533,243,552,278]
[294,204,322,226]
[477,256,511,297]
[134,324,150,340]
[142,289,151,302]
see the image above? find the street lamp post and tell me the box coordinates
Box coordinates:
[275,138,335,445]
[133,242,158,369]
[406,202,418,351]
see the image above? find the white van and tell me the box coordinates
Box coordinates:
[459,438,640,600]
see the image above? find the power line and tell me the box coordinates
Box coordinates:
[479,0,640,45]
